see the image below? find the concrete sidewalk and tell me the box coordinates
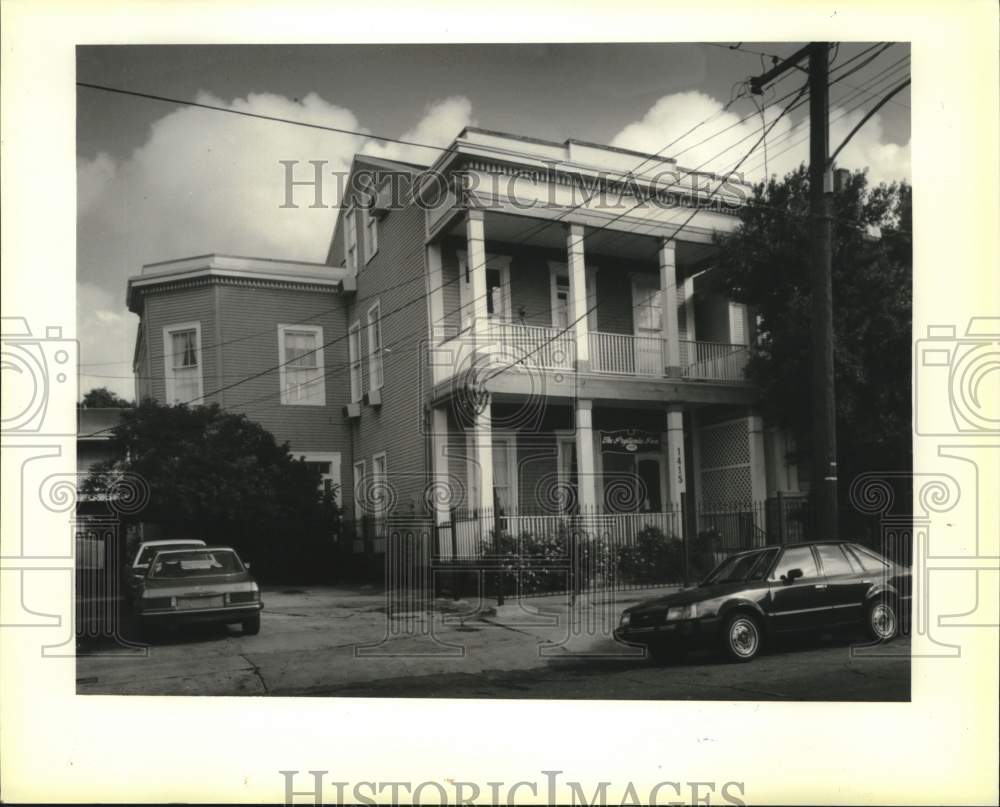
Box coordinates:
[76,584,677,696]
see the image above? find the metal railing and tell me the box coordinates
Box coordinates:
[486,321,574,370]
[679,339,749,382]
[588,331,665,376]
[433,321,751,384]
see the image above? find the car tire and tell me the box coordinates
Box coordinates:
[242,615,261,636]
[721,613,762,662]
[865,597,898,642]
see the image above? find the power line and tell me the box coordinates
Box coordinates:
[741,55,910,176]
[480,81,810,385]
[78,81,751,373]
[830,79,911,162]
[79,117,759,433]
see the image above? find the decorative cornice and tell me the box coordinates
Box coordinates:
[127,254,347,313]
[456,157,745,217]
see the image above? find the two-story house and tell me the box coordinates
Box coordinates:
[127,128,807,557]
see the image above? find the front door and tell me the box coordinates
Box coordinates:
[631,275,662,376]
[635,454,664,512]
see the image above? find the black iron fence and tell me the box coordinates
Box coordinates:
[336,496,900,598]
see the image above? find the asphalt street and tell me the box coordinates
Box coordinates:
[76,585,910,700]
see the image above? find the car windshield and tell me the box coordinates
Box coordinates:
[148,549,244,579]
[135,542,203,566]
[701,548,778,585]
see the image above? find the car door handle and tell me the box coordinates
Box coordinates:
[814,584,828,590]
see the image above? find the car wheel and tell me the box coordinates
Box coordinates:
[242,615,261,636]
[866,598,898,642]
[722,613,761,662]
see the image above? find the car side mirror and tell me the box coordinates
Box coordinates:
[782,567,804,583]
[245,562,251,570]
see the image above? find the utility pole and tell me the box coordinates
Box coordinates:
[752,42,839,540]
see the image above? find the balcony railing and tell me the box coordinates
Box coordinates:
[589,331,665,376]
[679,339,750,382]
[432,321,751,385]
[487,321,574,370]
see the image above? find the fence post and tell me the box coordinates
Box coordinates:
[777,491,785,545]
[493,503,505,607]
[449,507,460,600]
[681,499,691,587]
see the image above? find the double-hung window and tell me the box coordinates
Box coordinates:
[552,273,570,329]
[371,452,388,535]
[367,302,383,391]
[163,322,203,404]
[362,206,378,263]
[344,206,358,274]
[348,321,362,402]
[278,324,325,405]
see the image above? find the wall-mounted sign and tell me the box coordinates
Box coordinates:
[600,430,661,453]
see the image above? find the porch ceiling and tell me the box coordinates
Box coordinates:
[444,211,717,266]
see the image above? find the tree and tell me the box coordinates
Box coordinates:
[79,386,133,408]
[83,401,341,582]
[713,166,912,504]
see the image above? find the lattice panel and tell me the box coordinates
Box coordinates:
[700,466,753,505]
[698,418,750,470]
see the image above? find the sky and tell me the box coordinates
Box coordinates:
[77,43,911,399]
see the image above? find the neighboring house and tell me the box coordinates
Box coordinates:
[76,407,129,582]
[126,128,808,554]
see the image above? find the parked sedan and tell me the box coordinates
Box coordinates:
[615,541,910,663]
[123,539,206,602]
[132,546,263,637]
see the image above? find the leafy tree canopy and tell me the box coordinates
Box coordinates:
[713,166,911,496]
[84,401,340,579]
[79,387,133,408]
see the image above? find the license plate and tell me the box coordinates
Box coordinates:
[176,596,224,610]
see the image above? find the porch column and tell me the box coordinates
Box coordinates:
[466,209,489,351]
[665,404,687,509]
[658,238,681,375]
[472,401,495,514]
[748,413,768,504]
[575,399,597,511]
[430,405,450,525]
[566,223,591,370]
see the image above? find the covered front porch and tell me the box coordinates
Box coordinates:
[426,397,804,557]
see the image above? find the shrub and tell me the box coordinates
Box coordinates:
[617,526,685,585]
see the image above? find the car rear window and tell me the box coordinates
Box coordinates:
[846,544,889,573]
[149,550,244,579]
[136,543,203,566]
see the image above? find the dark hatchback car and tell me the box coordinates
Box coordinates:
[615,541,910,663]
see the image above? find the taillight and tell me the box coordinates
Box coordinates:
[227,591,259,604]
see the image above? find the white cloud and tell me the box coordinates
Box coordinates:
[77,91,473,392]
[78,282,138,401]
[77,152,116,216]
[362,96,474,165]
[611,90,910,187]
